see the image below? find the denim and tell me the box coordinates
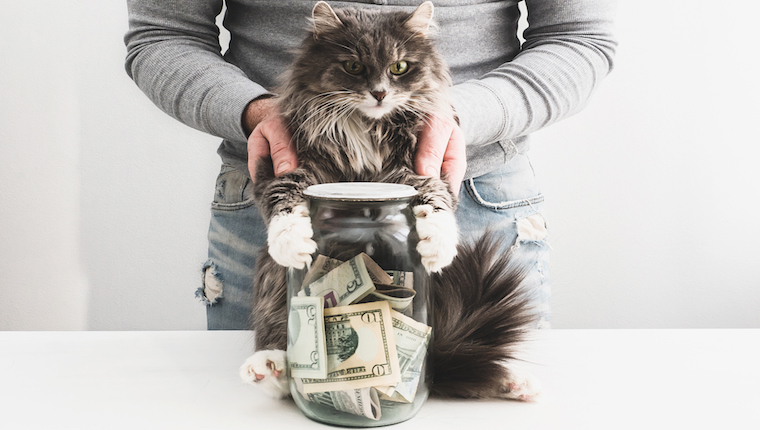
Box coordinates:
[201,155,551,330]
[200,164,264,330]
[457,154,552,328]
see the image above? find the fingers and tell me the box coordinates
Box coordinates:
[247,114,297,180]
[415,124,446,178]
[440,124,466,193]
[415,113,467,195]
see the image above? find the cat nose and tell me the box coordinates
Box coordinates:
[370,91,387,102]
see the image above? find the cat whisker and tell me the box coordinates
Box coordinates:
[293,91,354,120]
[400,101,435,129]
[297,93,353,122]
[296,95,362,142]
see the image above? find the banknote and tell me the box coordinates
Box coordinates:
[301,254,344,288]
[288,296,328,379]
[367,284,416,313]
[361,255,394,285]
[300,254,377,308]
[300,301,401,393]
[375,310,431,403]
[385,270,414,289]
[390,310,431,372]
[298,383,382,421]
[380,352,424,403]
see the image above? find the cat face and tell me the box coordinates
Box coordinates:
[334,52,417,120]
[287,2,447,123]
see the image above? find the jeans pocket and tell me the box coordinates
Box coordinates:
[465,178,545,211]
[211,164,257,211]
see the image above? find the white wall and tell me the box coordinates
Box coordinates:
[1,1,758,330]
[0,2,88,330]
[1,1,217,330]
[529,1,760,328]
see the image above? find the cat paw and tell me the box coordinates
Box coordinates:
[413,205,458,273]
[240,350,290,399]
[500,369,542,402]
[267,205,317,269]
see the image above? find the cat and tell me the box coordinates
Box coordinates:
[240,1,541,402]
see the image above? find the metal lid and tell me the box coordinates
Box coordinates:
[304,182,417,201]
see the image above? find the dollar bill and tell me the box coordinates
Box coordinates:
[301,255,344,288]
[300,301,401,393]
[361,255,394,285]
[296,381,382,421]
[300,254,377,308]
[375,310,431,403]
[367,284,416,314]
[380,353,424,403]
[288,296,327,379]
[385,270,414,289]
[390,310,431,372]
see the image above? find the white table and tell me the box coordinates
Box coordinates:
[2,330,759,429]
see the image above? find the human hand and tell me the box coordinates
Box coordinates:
[245,97,298,180]
[415,113,466,195]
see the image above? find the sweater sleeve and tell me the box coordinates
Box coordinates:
[124,0,268,143]
[449,0,618,147]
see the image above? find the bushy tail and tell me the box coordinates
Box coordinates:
[430,232,537,398]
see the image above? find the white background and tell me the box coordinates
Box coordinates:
[1,1,758,330]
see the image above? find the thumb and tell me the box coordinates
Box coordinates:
[415,122,447,179]
[267,118,297,176]
[439,125,466,195]
[247,115,297,180]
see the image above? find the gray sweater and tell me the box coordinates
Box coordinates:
[125,0,617,179]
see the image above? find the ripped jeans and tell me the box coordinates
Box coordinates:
[199,153,551,330]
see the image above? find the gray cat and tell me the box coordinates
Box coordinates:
[240,1,540,402]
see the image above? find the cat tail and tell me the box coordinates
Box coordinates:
[430,231,538,398]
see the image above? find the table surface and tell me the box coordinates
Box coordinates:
[2,329,759,429]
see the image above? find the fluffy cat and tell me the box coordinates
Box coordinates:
[240,1,540,402]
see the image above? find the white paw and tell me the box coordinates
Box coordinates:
[240,350,290,399]
[501,369,542,402]
[413,205,458,273]
[267,205,317,269]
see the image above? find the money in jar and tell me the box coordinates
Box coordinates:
[286,182,432,427]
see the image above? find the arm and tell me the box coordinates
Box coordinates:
[450,0,618,146]
[124,0,269,143]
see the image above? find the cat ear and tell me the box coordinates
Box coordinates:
[405,1,435,35]
[312,1,343,38]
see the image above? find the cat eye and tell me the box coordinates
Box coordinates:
[389,61,409,75]
[343,61,365,75]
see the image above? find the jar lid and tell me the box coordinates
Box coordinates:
[304,182,417,201]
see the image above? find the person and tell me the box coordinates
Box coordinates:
[124,0,617,330]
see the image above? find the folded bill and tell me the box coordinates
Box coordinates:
[301,255,344,288]
[385,270,414,289]
[295,378,382,421]
[375,310,431,403]
[367,284,416,314]
[299,254,377,308]
[288,296,328,379]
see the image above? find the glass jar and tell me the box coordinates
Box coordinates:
[286,183,432,427]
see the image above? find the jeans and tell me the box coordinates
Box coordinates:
[199,154,551,329]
